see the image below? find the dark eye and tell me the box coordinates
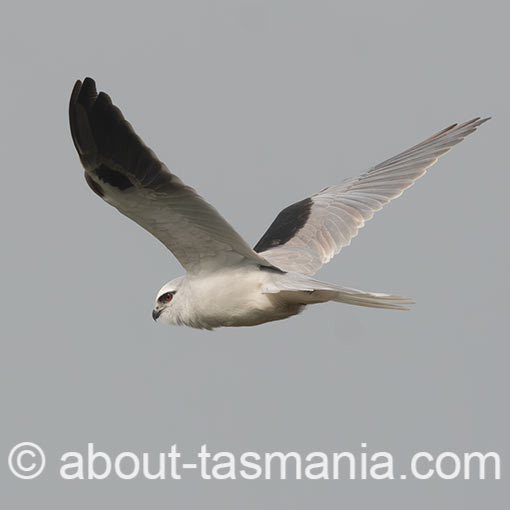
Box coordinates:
[158,291,174,304]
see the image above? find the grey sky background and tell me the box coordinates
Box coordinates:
[1,0,508,508]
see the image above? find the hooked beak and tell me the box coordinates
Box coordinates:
[152,308,162,321]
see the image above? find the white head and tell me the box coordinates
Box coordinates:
[152,276,186,325]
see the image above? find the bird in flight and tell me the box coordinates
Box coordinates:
[69,78,488,329]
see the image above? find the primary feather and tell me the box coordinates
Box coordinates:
[69,78,268,274]
[256,118,489,274]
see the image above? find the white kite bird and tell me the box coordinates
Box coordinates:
[69,78,488,329]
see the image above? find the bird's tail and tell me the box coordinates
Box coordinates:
[329,286,414,310]
[265,273,414,310]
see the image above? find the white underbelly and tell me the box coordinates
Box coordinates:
[187,267,300,328]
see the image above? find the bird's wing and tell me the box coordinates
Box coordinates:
[70,78,268,274]
[254,117,489,275]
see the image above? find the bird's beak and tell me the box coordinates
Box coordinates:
[152,308,162,321]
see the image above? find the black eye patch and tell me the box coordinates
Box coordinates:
[158,291,176,304]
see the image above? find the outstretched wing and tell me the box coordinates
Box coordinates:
[254,117,489,275]
[70,77,267,274]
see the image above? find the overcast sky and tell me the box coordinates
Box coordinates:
[2,1,508,508]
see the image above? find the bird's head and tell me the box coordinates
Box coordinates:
[152,276,185,325]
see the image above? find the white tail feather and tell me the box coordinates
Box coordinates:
[330,286,414,310]
[263,272,414,310]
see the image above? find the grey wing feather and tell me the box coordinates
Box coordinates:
[256,117,489,274]
[70,78,267,274]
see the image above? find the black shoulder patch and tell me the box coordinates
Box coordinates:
[254,197,313,253]
[84,173,104,197]
[94,164,134,191]
[258,265,286,274]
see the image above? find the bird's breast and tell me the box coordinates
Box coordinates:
[185,266,289,328]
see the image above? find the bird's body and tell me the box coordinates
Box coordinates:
[69,77,489,329]
[154,267,416,329]
[154,267,300,329]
